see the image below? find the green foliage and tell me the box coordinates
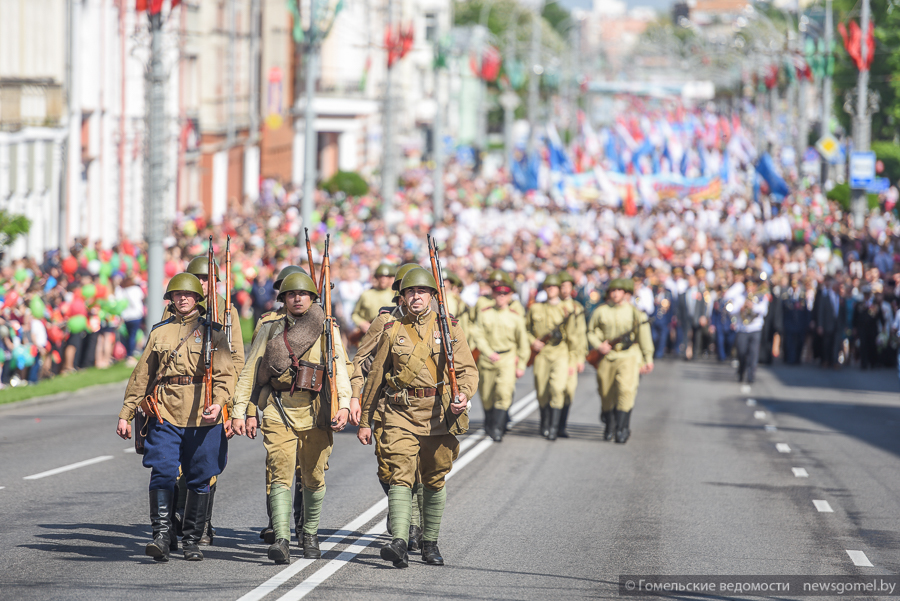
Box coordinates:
[319,171,369,197]
[826,183,880,211]
[0,209,31,248]
[872,141,900,184]
[541,0,571,37]
[241,316,254,345]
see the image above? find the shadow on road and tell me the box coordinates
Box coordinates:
[765,363,899,394]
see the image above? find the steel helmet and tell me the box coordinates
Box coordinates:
[444,270,463,288]
[164,273,204,301]
[399,268,438,293]
[374,263,396,278]
[392,263,422,291]
[277,272,319,303]
[185,256,220,279]
[542,273,562,288]
[274,265,308,290]
[558,271,575,284]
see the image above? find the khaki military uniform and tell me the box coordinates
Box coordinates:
[443,291,469,339]
[352,288,397,328]
[560,298,587,406]
[526,301,581,411]
[360,310,478,491]
[586,302,654,412]
[471,305,529,412]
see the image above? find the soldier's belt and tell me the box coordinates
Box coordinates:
[163,375,204,386]
[406,387,439,398]
[496,349,511,354]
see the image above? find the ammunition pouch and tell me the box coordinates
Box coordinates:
[619,334,635,351]
[440,389,469,436]
[550,329,564,344]
[385,387,411,407]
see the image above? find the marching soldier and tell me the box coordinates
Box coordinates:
[352,263,397,335]
[232,272,351,564]
[357,268,478,568]
[526,273,582,441]
[586,279,654,443]
[471,271,530,442]
[116,273,235,562]
[442,270,469,338]
[349,262,427,551]
[558,271,586,438]
[471,269,525,318]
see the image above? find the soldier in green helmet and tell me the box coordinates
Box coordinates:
[587,278,654,443]
[352,263,397,335]
[470,269,526,319]
[526,273,583,440]
[232,271,352,564]
[116,273,236,563]
[557,270,587,438]
[358,267,478,568]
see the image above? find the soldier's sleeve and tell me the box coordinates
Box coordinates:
[230,312,245,374]
[450,320,479,400]
[637,311,654,366]
[212,329,237,412]
[359,331,392,429]
[351,291,369,326]
[525,306,538,344]
[350,313,388,398]
[469,311,492,355]
[119,330,160,421]
[515,314,530,367]
[586,307,605,348]
[568,306,588,364]
[232,320,273,420]
[331,323,352,410]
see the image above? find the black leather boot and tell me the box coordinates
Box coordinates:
[490,409,508,442]
[267,538,290,564]
[408,525,423,553]
[182,490,211,561]
[146,489,174,562]
[260,496,275,544]
[379,480,392,536]
[557,405,570,438]
[540,406,551,438]
[615,410,631,444]
[200,482,216,546]
[547,408,562,441]
[601,411,616,441]
[293,478,305,546]
[422,540,444,565]
[483,409,494,435]
[302,532,321,559]
[380,538,409,568]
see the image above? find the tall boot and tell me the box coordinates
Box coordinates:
[490,409,508,442]
[483,408,494,435]
[260,495,275,545]
[557,405,570,438]
[547,408,562,441]
[601,411,616,441]
[615,410,632,444]
[182,490,211,561]
[267,485,292,564]
[146,489,174,562]
[293,477,305,546]
[540,406,551,438]
[379,480,392,536]
[200,482,216,546]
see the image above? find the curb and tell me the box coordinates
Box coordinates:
[0,379,129,413]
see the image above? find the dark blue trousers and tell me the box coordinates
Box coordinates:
[143,418,227,492]
[716,328,736,361]
[651,322,668,358]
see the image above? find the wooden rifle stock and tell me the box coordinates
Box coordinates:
[526,310,571,367]
[427,235,460,405]
[224,236,233,353]
[586,332,629,369]
[321,235,339,421]
[304,228,320,295]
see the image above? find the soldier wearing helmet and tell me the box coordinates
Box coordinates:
[352,263,397,335]
[117,273,236,563]
[556,271,587,438]
[358,267,478,568]
[231,271,351,565]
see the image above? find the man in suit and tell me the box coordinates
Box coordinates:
[814,277,842,369]
[678,274,709,361]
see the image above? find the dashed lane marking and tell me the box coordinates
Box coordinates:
[754,411,766,419]
[124,448,136,454]
[23,456,114,480]
[746,398,757,406]
[776,443,791,453]
[792,467,809,477]
[764,425,777,432]
[813,500,834,513]
[846,550,874,567]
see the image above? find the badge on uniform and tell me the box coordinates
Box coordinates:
[398,337,405,344]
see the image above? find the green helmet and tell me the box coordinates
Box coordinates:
[399,268,437,293]
[374,263,395,278]
[558,271,575,284]
[164,273,204,301]
[488,270,514,288]
[274,265,308,290]
[608,278,634,293]
[542,273,562,288]
[444,270,463,288]
[186,256,219,279]
[392,263,422,291]
[277,272,319,303]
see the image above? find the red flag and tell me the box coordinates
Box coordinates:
[839,20,875,71]
[624,184,637,216]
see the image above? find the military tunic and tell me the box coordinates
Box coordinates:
[586,302,654,412]
[560,297,587,406]
[526,301,581,411]
[352,288,397,328]
[471,304,529,412]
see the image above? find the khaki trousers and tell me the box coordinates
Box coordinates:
[380,426,458,491]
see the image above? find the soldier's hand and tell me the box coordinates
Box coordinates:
[489,352,500,362]
[450,393,468,415]
[331,408,350,431]
[246,416,259,439]
[224,419,235,439]
[232,418,246,436]
[577,362,585,373]
[202,404,222,424]
[515,368,525,378]
[116,418,131,440]
[598,341,613,355]
[360,321,371,333]
[349,397,362,426]
[568,366,576,376]
[640,363,654,375]
[531,340,545,353]
[358,427,373,445]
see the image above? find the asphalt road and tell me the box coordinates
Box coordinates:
[1,358,899,600]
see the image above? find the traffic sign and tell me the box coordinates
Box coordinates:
[867,177,890,194]
[850,151,877,189]
[815,134,841,162]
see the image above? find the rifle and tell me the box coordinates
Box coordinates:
[203,236,227,421]
[304,228,320,295]
[321,234,340,422]
[526,309,573,367]
[427,235,461,409]
[586,332,634,369]
[224,236,233,353]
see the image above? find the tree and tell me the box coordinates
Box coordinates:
[0,210,31,250]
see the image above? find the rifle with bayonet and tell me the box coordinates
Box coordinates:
[304,228,319,295]
[224,236,233,353]
[321,234,340,422]
[203,236,227,421]
[427,235,463,412]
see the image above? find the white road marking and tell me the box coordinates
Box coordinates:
[776,443,791,453]
[740,384,752,394]
[746,398,757,406]
[764,425,777,432]
[813,500,834,513]
[792,467,809,477]
[0,486,5,490]
[238,390,539,601]
[23,456,114,480]
[754,410,766,419]
[846,550,874,567]
[123,448,136,454]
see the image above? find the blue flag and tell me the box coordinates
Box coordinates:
[754,152,790,199]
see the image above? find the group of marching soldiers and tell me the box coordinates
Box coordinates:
[114,245,655,569]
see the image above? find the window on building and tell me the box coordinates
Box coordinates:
[425,13,437,42]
